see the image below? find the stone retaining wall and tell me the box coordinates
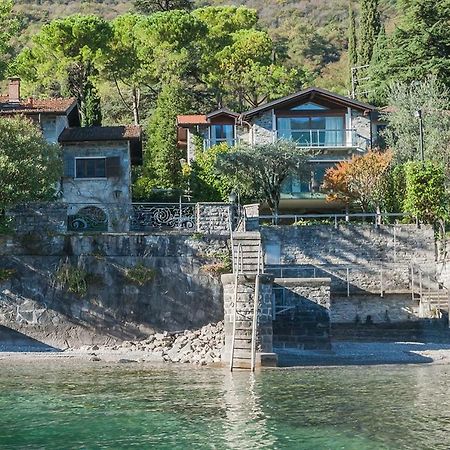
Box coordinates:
[0,232,230,348]
[330,292,420,324]
[196,203,234,234]
[6,202,68,234]
[273,278,331,350]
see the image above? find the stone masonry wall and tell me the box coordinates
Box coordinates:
[251,111,274,145]
[262,224,436,293]
[196,203,234,234]
[6,202,68,234]
[272,278,331,349]
[0,232,230,348]
[221,274,274,364]
[330,293,420,324]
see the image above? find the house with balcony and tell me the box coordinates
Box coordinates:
[177,87,379,212]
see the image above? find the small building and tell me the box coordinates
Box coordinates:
[1,78,143,232]
[59,126,142,232]
[177,88,379,212]
[0,77,80,142]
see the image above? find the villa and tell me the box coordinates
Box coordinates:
[177,87,382,212]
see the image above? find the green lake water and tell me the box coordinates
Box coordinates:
[0,360,449,449]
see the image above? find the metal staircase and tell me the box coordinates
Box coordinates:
[229,232,264,371]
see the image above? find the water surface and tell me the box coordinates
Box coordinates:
[0,360,449,449]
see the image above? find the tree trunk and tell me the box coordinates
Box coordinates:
[132,87,140,125]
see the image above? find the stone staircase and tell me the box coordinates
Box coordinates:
[231,231,262,274]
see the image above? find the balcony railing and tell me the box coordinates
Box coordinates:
[276,129,360,148]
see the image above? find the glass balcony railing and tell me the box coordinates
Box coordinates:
[276,129,358,148]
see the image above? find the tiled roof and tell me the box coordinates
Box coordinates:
[0,96,77,115]
[59,125,142,142]
[177,114,208,125]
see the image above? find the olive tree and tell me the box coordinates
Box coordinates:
[0,117,61,210]
[215,140,310,215]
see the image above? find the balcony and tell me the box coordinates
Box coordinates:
[276,129,363,149]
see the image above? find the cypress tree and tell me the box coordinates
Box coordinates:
[82,80,102,127]
[348,2,358,89]
[147,81,190,189]
[358,0,381,66]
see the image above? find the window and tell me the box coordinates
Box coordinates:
[210,124,235,146]
[277,116,345,146]
[290,102,329,111]
[75,158,106,178]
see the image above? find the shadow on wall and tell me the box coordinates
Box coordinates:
[273,288,331,351]
[0,325,59,352]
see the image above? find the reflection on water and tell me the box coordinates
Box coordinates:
[0,360,449,449]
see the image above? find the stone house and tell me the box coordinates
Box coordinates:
[1,78,143,232]
[177,87,381,212]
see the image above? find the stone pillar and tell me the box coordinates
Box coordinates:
[221,273,277,367]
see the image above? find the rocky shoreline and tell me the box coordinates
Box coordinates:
[69,321,225,365]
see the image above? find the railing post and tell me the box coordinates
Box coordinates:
[346,267,350,297]
[334,215,338,229]
[380,264,384,298]
[411,265,415,301]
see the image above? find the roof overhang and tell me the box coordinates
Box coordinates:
[242,87,378,118]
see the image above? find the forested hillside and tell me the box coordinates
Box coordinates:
[12,0,398,93]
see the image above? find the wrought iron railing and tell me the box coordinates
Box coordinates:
[130,203,196,230]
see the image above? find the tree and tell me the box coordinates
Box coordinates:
[357,0,381,66]
[215,141,310,215]
[82,79,102,126]
[13,15,112,126]
[403,161,448,225]
[134,0,192,14]
[369,0,450,103]
[213,29,305,109]
[383,78,450,171]
[0,0,18,80]
[323,150,393,212]
[188,143,237,202]
[0,117,61,210]
[146,81,191,189]
[348,2,357,84]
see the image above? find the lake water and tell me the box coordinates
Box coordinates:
[0,360,449,449]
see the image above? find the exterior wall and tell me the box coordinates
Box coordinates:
[6,202,68,234]
[0,232,229,347]
[273,278,331,349]
[40,114,68,143]
[351,110,371,150]
[250,110,274,145]
[62,141,132,232]
[262,225,435,268]
[196,203,234,234]
[330,293,420,324]
[262,224,436,294]
[221,274,274,363]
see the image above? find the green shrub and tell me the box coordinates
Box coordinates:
[124,264,156,286]
[0,268,15,282]
[54,261,88,296]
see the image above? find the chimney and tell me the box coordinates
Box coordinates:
[8,77,21,103]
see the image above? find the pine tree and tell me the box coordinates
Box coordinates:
[367,24,389,104]
[357,0,381,66]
